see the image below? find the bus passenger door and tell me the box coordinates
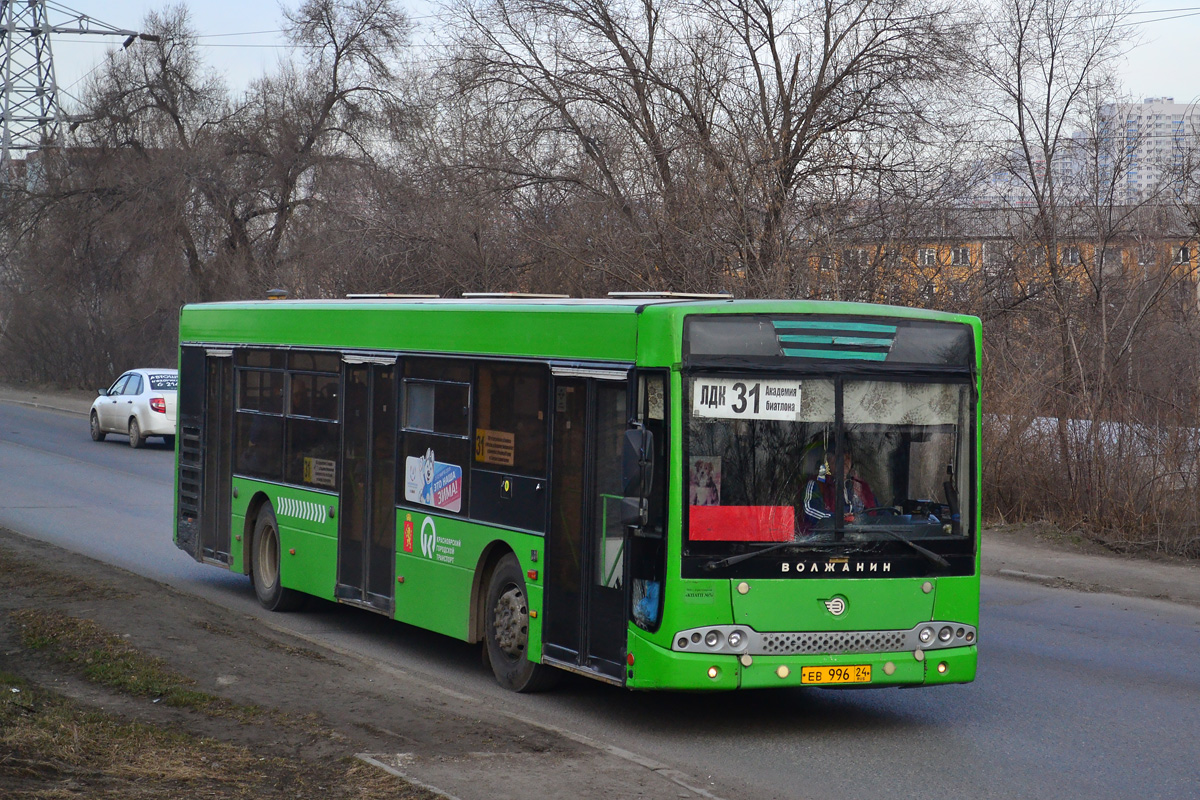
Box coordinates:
[543,374,629,682]
[199,351,233,564]
[335,360,397,612]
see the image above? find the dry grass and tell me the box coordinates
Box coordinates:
[0,670,433,799]
[0,545,126,600]
[10,608,260,721]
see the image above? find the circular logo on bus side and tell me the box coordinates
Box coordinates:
[823,596,847,616]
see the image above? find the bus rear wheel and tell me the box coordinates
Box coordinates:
[485,553,555,692]
[250,506,306,612]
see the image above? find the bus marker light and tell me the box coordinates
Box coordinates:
[708,666,719,679]
[937,662,948,674]
[530,610,537,618]
[527,570,538,580]
[776,665,790,679]
[737,582,750,595]
[397,576,405,584]
[740,654,753,667]
[914,650,925,662]
[235,535,241,542]
[627,653,635,666]
[884,661,896,675]
[288,549,296,555]
[922,581,933,594]
[328,507,335,518]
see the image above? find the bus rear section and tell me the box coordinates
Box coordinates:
[622,310,980,690]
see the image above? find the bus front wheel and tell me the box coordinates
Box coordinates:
[250,506,306,612]
[485,553,555,692]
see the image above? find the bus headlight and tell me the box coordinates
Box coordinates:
[938,626,953,642]
[727,630,745,649]
[919,627,934,644]
[705,630,721,648]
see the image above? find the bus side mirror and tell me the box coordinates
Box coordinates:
[622,427,654,496]
[621,426,654,527]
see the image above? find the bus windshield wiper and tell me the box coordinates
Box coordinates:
[703,540,798,571]
[871,527,951,569]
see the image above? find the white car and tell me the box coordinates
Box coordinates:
[90,368,179,449]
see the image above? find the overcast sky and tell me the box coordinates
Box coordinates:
[46,1,1200,107]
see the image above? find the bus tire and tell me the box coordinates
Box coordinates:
[250,506,306,612]
[485,553,556,692]
[90,412,106,442]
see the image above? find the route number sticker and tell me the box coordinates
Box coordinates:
[692,379,802,421]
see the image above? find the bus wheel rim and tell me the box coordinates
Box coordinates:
[258,527,278,590]
[493,586,527,658]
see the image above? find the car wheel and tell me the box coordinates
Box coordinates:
[128,417,144,449]
[484,553,556,692]
[250,506,306,612]
[90,412,106,442]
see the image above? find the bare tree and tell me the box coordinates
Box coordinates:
[444,0,964,294]
[971,0,1134,479]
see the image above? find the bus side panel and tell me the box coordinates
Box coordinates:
[230,513,246,573]
[393,512,545,645]
[232,479,340,599]
[278,522,339,600]
[394,553,473,640]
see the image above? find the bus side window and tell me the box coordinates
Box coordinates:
[284,355,340,489]
[469,362,549,532]
[399,358,472,515]
[630,372,667,631]
[234,350,285,481]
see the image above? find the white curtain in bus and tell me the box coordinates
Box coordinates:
[843,381,963,425]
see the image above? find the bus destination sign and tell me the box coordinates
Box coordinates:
[692,378,802,421]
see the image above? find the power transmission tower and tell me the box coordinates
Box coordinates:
[1,1,153,171]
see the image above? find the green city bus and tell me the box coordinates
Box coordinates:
[174,295,981,691]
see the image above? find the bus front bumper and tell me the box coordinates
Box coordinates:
[624,634,977,691]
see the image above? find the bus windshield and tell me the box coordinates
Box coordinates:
[685,376,972,550]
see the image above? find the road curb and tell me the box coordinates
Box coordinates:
[1,398,90,417]
[995,568,1059,582]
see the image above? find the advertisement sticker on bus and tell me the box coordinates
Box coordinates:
[404,448,463,512]
[692,378,803,421]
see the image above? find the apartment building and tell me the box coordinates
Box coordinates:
[1098,97,1199,201]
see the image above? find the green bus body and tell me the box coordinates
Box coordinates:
[174,298,982,691]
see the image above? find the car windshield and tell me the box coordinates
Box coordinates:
[685,376,972,550]
[149,373,178,391]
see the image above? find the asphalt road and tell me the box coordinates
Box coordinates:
[3,400,1199,800]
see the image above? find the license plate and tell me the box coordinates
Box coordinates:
[800,665,871,684]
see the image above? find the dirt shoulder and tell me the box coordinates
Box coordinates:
[0,528,727,800]
[983,522,1200,606]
